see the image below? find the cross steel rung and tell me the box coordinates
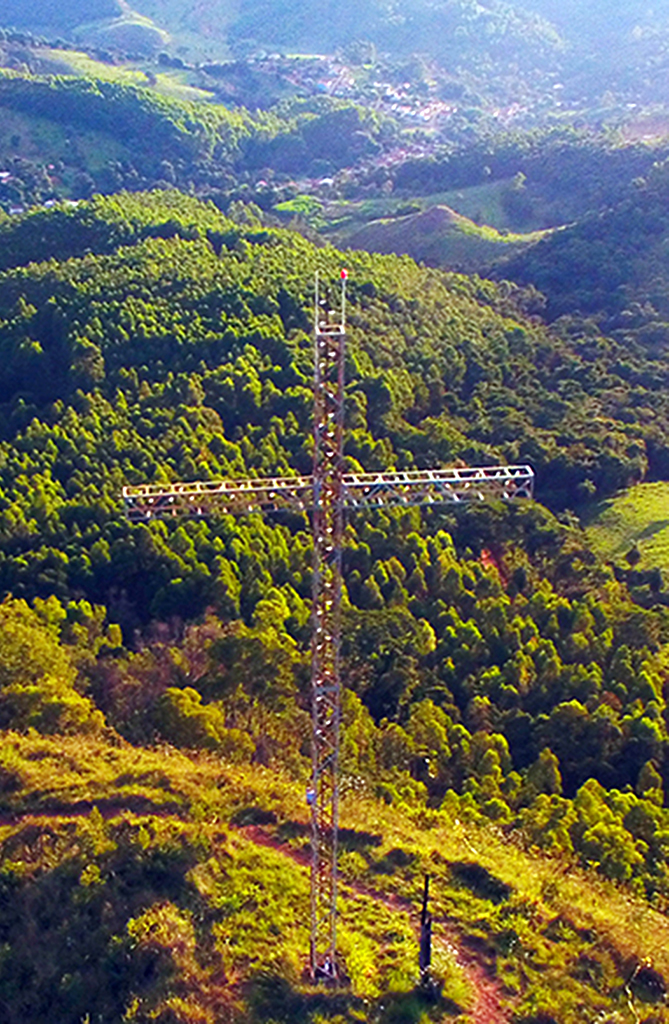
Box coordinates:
[122,465,534,521]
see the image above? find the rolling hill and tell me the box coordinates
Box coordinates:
[497,158,669,325]
[1,7,669,1023]
[4,0,668,111]
[2,0,173,57]
[1,0,123,31]
[0,0,562,65]
[340,204,544,272]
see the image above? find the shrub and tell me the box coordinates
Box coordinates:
[154,687,253,761]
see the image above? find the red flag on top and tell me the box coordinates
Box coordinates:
[341,269,348,279]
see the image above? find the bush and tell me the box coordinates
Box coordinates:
[154,687,253,760]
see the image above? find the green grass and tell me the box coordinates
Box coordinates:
[0,106,131,179]
[584,481,669,572]
[75,6,171,48]
[31,47,216,103]
[0,733,470,1021]
[153,71,215,103]
[319,187,549,273]
[429,180,521,231]
[331,204,545,272]
[2,731,669,1022]
[323,180,551,236]
[33,48,148,85]
[275,194,326,229]
[120,0,237,62]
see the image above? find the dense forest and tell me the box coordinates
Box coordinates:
[228,0,561,68]
[0,191,668,1021]
[0,70,395,206]
[498,158,669,323]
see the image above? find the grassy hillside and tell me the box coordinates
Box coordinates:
[339,204,544,272]
[585,482,669,573]
[29,47,215,103]
[74,15,170,57]
[2,727,669,1023]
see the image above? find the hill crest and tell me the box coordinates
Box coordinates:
[343,203,542,271]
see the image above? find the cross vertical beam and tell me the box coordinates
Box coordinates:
[309,273,346,979]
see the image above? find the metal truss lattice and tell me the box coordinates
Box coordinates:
[122,464,534,521]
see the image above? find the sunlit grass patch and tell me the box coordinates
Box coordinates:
[2,733,669,1020]
[584,481,669,573]
[153,72,216,103]
[33,48,147,86]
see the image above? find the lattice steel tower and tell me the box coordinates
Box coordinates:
[308,272,346,978]
[122,273,534,982]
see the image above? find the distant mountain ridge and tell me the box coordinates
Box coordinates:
[1,0,123,32]
[516,0,659,39]
[4,0,667,109]
[0,0,563,65]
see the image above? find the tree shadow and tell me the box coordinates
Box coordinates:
[637,519,669,540]
[231,807,278,827]
[246,969,360,1023]
[450,861,512,903]
[276,819,382,852]
[247,969,457,1024]
[372,846,416,874]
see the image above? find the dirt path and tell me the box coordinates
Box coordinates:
[242,825,511,1024]
[438,930,510,1024]
[0,809,510,1023]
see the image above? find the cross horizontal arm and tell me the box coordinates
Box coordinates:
[122,465,534,521]
[342,465,534,507]
[122,475,314,521]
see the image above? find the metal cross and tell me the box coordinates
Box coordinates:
[123,274,534,979]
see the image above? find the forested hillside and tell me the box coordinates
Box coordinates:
[377,129,669,230]
[6,0,669,112]
[0,70,395,208]
[498,158,669,328]
[2,191,669,1021]
[0,187,663,607]
[228,0,561,65]
[1,0,123,31]
[521,0,668,47]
